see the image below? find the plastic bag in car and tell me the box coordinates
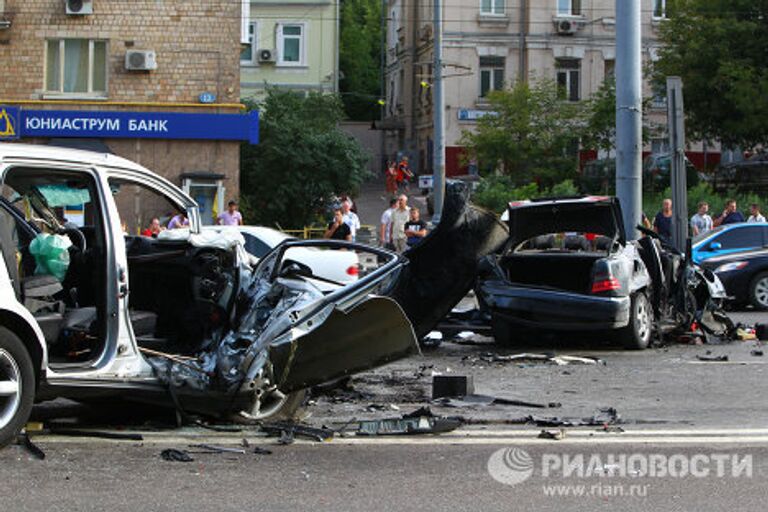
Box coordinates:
[29,233,72,281]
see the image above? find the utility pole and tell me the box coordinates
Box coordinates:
[667,77,688,251]
[615,0,642,240]
[431,0,445,225]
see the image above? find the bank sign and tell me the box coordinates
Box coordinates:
[0,106,259,144]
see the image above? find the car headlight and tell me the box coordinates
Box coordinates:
[714,261,748,273]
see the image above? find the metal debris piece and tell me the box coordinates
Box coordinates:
[433,394,560,409]
[253,447,273,455]
[751,349,764,357]
[161,449,194,462]
[188,444,246,454]
[538,429,566,440]
[17,433,46,460]
[432,375,475,399]
[48,428,143,441]
[696,354,729,362]
[357,408,463,436]
[260,421,334,442]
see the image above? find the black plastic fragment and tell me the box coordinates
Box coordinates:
[161,449,194,462]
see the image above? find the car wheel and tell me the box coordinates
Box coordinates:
[0,327,36,449]
[617,293,653,350]
[749,272,768,310]
[237,388,307,423]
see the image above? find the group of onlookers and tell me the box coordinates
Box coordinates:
[652,198,765,242]
[140,200,243,238]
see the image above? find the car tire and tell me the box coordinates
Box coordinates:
[749,272,768,310]
[617,292,653,350]
[0,327,36,449]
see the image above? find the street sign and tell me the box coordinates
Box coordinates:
[0,106,21,141]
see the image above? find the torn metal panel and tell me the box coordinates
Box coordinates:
[388,181,509,338]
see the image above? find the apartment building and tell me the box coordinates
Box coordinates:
[240,0,340,100]
[383,0,715,176]
[0,0,255,226]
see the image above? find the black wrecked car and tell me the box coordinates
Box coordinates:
[477,196,732,349]
[700,248,768,310]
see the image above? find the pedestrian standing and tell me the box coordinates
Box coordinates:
[690,201,713,236]
[748,203,766,223]
[167,212,189,229]
[396,156,413,193]
[324,209,352,241]
[341,199,361,242]
[390,194,411,253]
[653,198,673,243]
[714,199,745,226]
[404,207,428,248]
[379,197,397,249]
[385,161,398,195]
[142,217,165,237]
[217,200,243,226]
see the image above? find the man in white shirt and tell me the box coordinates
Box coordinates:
[341,200,361,242]
[748,203,766,223]
[379,198,397,249]
[690,201,713,236]
[390,194,411,253]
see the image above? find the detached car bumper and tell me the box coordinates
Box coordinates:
[480,281,631,331]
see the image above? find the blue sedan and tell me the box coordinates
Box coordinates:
[691,223,768,264]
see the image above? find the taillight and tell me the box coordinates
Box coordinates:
[346,265,359,276]
[591,277,621,293]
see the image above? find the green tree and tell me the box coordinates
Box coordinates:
[240,89,370,229]
[459,79,584,188]
[654,0,768,148]
[339,0,382,120]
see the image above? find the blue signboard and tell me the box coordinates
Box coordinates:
[0,107,259,144]
[0,106,21,140]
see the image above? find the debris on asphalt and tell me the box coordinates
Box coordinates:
[751,349,764,357]
[421,331,443,348]
[696,354,729,362]
[526,407,620,428]
[17,433,46,460]
[160,449,194,462]
[253,446,273,455]
[736,327,757,341]
[277,431,295,445]
[357,407,462,436]
[48,428,144,441]
[463,352,604,366]
[260,421,334,442]
[432,394,561,409]
[755,323,768,341]
[432,375,474,399]
[538,429,566,440]
[188,444,246,454]
[450,331,495,345]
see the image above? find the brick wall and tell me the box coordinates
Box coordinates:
[0,0,241,103]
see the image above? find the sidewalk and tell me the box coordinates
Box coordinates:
[353,176,428,244]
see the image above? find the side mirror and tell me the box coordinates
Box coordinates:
[709,242,722,251]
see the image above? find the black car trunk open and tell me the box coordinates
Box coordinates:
[499,252,603,294]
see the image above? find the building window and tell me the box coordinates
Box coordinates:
[480,56,505,97]
[556,58,580,101]
[45,39,107,96]
[277,23,306,66]
[557,0,581,16]
[241,21,257,65]
[480,0,505,15]
[604,59,615,81]
[653,0,666,19]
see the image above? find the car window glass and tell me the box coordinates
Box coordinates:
[713,227,762,250]
[108,178,185,236]
[242,233,272,259]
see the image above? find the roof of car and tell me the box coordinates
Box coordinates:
[0,142,144,172]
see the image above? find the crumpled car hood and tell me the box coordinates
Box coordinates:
[504,196,626,248]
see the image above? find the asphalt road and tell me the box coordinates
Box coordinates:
[1,438,766,512]
[1,309,767,511]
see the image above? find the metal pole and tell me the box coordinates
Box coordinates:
[667,77,688,251]
[379,0,386,171]
[615,0,642,240]
[432,0,445,224]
